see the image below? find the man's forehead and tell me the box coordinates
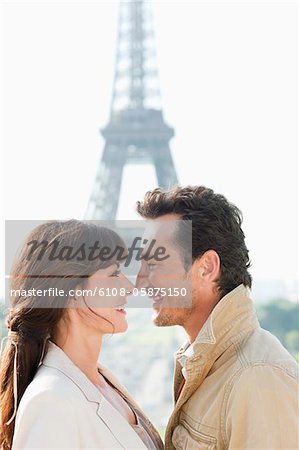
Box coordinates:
[142,217,180,245]
[144,217,179,239]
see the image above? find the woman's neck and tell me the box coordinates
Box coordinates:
[53,326,103,386]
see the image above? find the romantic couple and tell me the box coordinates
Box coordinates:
[0,185,298,450]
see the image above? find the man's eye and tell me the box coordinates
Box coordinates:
[111,270,121,277]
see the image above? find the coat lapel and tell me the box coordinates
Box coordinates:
[42,341,148,449]
[96,396,149,449]
[99,364,164,449]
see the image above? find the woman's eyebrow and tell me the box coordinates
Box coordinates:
[118,252,129,264]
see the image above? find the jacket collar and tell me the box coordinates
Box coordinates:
[42,340,147,412]
[42,340,104,404]
[176,284,259,371]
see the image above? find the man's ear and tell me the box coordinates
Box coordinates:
[194,250,220,282]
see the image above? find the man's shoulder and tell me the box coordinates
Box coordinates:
[235,326,298,379]
[220,335,299,450]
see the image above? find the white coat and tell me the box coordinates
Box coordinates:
[12,340,163,449]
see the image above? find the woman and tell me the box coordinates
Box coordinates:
[0,220,164,450]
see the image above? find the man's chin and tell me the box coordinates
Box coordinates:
[152,309,178,327]
[152,306,193,327]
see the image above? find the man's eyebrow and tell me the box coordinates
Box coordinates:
[140,249,158,261]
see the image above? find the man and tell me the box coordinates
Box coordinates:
[136,185,298,450]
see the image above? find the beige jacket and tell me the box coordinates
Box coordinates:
[12,341,163,449]
[165,285,299,450]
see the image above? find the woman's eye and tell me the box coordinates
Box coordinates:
[111,270,121,277]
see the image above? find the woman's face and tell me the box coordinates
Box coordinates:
[77,262,134,334]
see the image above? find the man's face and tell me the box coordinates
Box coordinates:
[136,215,195,327]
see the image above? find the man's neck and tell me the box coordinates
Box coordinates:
[183,316,208,344]
[183,296,220,344]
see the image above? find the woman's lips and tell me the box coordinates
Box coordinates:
[115,302,127,314]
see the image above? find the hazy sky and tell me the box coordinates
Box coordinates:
[2,0,298,287]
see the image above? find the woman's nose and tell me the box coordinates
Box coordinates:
[121,275,134,294]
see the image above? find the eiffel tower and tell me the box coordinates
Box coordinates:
[85,0,178,220]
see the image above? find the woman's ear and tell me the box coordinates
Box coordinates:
[68,296,77,308]
[68,283,83,306]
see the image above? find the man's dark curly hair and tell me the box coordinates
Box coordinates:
[136,185,252,298]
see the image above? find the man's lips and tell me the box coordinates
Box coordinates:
[148,294,164,308]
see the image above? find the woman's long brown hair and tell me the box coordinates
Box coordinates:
[0,220,127,450]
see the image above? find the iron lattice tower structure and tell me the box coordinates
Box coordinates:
[86,0,178,220]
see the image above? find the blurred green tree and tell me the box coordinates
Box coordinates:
[256,299,299,357]
[285,330,299,354]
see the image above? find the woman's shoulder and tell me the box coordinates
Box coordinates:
[19,364,78,411]
[13,366,81,449]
